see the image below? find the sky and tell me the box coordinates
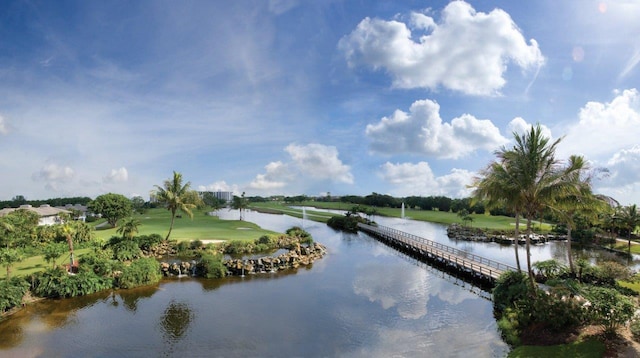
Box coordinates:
[1,0,640,205]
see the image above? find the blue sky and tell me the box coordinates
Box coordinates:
[1,0,640,205]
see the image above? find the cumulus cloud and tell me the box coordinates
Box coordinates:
[562,89,640,160]
[380,161,474,198]
[248,161,290,190]
[592,145,640,205]
[506,117,553,141]
[103,167,129,183]
[249,143,354,192]
[338,1,544,95]
[366,99,508,158]
[198,181,240,194]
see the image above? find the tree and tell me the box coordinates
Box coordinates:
[486,124,584,283]
[616,204,640,252]
[551,157,613,273]
[43,242,67,269]
[231,192,249,220]
[153,171,200,240]
[131,196,147,214]
[89,193,133,227]
[0,248,23,279]
[117,217,141,239]
[471,160,524,272]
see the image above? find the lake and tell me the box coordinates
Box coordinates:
[0,210,634,357]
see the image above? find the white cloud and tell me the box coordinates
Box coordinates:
[249,143,354,193]
[366,99,508,158]
[103,167,129,183]
[506,117,553,141]
[248,161,290,190]
[198,181,240,194]
[0,115,8,135]
[379,162,474,198]
[339,1,544,95]
[593,145,640,205]
[285,143,354,183]
[562,89,640,160]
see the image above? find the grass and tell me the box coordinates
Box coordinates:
[2,208,279,279]
[93,208,277,242]
[618,280,640,294]
[508,337,605,357]
[256,201,553,232]
[2,248,92,279]
[611,242,640,255]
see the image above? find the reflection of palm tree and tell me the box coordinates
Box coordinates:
[154,171,197,240]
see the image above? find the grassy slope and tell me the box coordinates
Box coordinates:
[508,338,605,358]
[255,201,553,232]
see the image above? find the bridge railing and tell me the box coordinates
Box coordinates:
[358,223,516,274]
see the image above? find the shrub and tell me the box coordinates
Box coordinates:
[190,240,203,250]
[137,234,164,251]
[582,286,636,334]
[198,254,226,279]
[117,258,161,289]
[496,308,522,346]
[31,268,112,298]
[0,277,30,313]
[79,252,116,277]
[493,271,532,312]
[631,319,640,342]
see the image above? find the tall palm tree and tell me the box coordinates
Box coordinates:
[550,156,612,273]
[472,159,524,271]
[500,124,585,283]
[154,171,198,240]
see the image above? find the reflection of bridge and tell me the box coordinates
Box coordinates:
[358,223,516,287]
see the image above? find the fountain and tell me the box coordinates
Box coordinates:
[302,207,307,229]
[401,202,405,219]
[191,260,197,276]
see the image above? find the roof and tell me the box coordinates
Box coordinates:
[0,204,71,218]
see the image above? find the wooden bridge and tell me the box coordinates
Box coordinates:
[358,223,516,286]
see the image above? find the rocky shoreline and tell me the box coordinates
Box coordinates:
[446,223,566,244]
[160,242,328,277]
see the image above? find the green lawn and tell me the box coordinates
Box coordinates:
[258,201,553,232]
[93,208,278,242]
[2,248,93,279]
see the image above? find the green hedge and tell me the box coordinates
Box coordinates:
[0,277,30,313]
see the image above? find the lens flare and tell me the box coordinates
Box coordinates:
[598,2,607,13]
[572,46,585,62]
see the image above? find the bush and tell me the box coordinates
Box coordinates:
[31,268,112,298]
[327,215,362,232]
[190,240,203,250]
[582,286,636,334]
[631,319,640,342]
[79,252,116,277]
[198,254,226,279]
[0,277,30,313]
[137,234,163,251]
[117,258,161,289]
[493,271,532,312]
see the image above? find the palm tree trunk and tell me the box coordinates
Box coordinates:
[567,226,574,274]
[67,235,74,273]
[525,217,535,285]
[166,210,176,240]
[514,212,521,272]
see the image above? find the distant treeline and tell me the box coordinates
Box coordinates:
[0,195,92,209]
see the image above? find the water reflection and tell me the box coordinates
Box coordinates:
[160,300,194,356]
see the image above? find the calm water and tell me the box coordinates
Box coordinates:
[0,210,634,357]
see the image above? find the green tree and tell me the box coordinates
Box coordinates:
[471,160,524,271]
[89,193,133,227]
[550,156,611,273]
[490,124,584,282]
[153,171,200,240]
[117,217,141,239]
[616,204,640,252]
[131,196,147,214]
[231,192,249,220]
[0,248,23,279]
[43,242,67,269]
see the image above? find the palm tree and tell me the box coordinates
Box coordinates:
[550,156,612,273]
[117,217,141,239]
[231,192,249,221]
[154,171,198,240]
[471,160,524,272]
[61,222,76,272]
[617,204,640,252]
[500,124,585,282]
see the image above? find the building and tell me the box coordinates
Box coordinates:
[199,191,234,203]
[0,204,71,226]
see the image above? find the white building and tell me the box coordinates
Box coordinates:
[0,204,71,226]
